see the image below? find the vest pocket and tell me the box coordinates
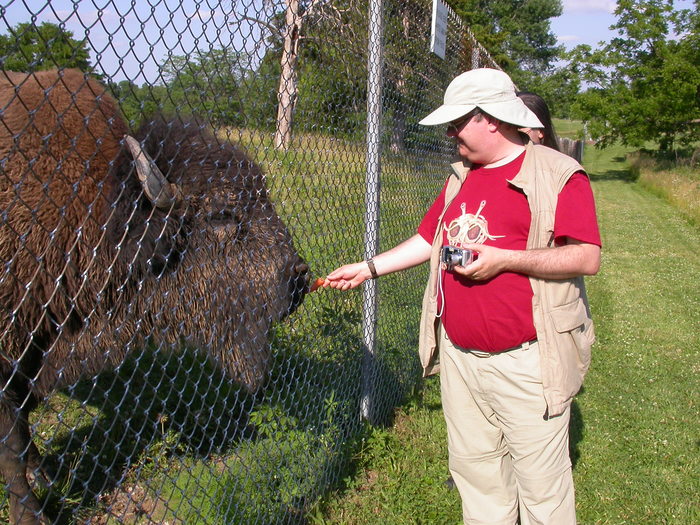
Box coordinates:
[548,297,595,352]
[549,298,588,332]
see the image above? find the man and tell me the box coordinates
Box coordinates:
[322,68,601,524]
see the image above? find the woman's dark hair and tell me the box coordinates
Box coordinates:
[517,91,560,151]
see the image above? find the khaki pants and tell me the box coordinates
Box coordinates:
[440,327,576,525]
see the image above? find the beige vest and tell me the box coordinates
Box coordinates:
[418,142,596,417]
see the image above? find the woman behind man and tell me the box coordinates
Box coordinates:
[517,91,560,151]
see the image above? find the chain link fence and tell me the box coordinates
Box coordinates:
[0,0,497,522]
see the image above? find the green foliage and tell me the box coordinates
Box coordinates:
[0,22,92,72]
[443,1,577,118]
[252,0,370,138]
[294,48,367,138]
[108,80,169,127]
[109,48,255,129]
[152,301,371,524]
[380,0,461,152]
[220,391,347,523]
[221,429,335,524]
[447,0,563,76]
[569,0,700,150]
[159,49,249,127]
[518,66,581,119]
[237,54,281,131]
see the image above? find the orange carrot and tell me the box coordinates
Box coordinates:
[310,277,325,292]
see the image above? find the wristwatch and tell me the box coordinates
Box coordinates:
[366,258,378,279]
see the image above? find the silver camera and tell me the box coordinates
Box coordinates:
[441,245,473,270]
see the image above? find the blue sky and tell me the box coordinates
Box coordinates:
[551,0,620,50]
[552,0,694,51]
[0,0,268,84]
[1,0,694,83]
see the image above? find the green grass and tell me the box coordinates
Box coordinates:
[310,142,700,524]
[1,128,440,523]
[5,126,697,524]
[553,117,585,140]
[629,149,700,227]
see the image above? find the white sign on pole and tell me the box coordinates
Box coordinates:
[430,0,448,59]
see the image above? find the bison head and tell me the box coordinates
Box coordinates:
[120,118,310,392]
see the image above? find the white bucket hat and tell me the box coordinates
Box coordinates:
[419,68,543,128]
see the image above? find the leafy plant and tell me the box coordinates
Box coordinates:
[569,0,700,150]
[0,22,92,72]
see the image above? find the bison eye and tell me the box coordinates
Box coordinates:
[208,208,247,240]
[207,208,243,225]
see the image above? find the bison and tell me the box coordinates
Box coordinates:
[0,68,310,524]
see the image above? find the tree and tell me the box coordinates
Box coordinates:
[159,49,248,127]
[444,0,575,118]
[239,0,570,146]
[240,0,340,149]
[290,0,369,139]
[108,80,168,128]
[0,22,92,72]
[520,64,581,119]
[446,0,564,84]
[570,0,700,150]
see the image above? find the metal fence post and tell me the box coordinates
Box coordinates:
[361,0,384,422]
[472,46,480,69]
[0,1,502,520]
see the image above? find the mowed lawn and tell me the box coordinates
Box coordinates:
[313,144,700,525]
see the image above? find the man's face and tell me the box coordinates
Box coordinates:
[446,110,489,162]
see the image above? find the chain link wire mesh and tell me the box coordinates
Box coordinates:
[0,0,497,522]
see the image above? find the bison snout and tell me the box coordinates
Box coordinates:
[295,262,309,275]
[286,260,310,315]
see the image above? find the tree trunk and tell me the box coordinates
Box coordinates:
[274,0,301,151]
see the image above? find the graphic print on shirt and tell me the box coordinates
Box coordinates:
[444,200,504,247]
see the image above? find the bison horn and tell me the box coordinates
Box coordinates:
[125,135,183,209]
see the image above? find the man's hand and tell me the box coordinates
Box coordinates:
[448,244,504,281]
[321,234,432,291]
[449,239,601,281]
[324,262,373,290]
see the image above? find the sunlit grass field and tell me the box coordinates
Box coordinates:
[630,150,700,227]
[553,117,585,139]
[310,140,700,524]
[2,127,441,523]
[3,124,697,524]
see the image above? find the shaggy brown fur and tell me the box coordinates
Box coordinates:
[0,69,309,524]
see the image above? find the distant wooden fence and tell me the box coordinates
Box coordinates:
[558,137,584,163]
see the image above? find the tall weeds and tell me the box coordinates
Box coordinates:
[629,149,700,227]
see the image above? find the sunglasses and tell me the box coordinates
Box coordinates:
[446,110,479,134]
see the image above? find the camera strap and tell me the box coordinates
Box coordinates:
[436,265,446,318]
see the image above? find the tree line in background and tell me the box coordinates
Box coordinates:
[450,0,699,151]
[0,0,697,152]
[566,0,699,151]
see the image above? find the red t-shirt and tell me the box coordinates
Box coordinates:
[418,152,601,352]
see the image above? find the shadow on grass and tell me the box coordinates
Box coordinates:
[590,169,638,183]
[214,301,413,524]
[588,156,637,183]
[34,346,257,523]
[583,148,639,183]
[22,299,411,524]
[569,397,585,469]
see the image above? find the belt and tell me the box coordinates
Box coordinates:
[463,339,537,358]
